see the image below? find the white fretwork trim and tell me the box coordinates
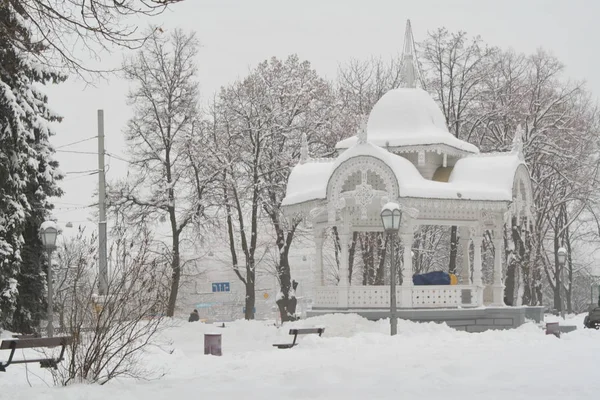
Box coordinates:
[327,156,400,202]
[385,143,476,157]
[402,197,509,211]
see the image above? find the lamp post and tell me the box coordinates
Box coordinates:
[381,202,402,336]
[557,247,567,320]
[40,221,59,337]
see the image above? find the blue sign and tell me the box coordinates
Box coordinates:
[243,307,256,313]
[212,282,230,292]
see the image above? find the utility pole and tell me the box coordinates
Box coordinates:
[98,110,108,296]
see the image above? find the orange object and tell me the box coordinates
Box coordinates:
[450,274,458,285]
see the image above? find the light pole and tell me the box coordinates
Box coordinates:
[381,202,402,336]
[40,221,59,337]
[557,247,567,320]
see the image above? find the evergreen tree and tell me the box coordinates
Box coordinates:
[0,2,64,331]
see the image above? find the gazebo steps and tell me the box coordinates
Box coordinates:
[307,306,545,333]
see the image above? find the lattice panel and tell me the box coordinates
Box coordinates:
[366,171,386,191]
[314,287,339,307]
[348,286,390,307]
[412,287,462,308]
[341,171,361,192]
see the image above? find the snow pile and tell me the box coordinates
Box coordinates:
[2,313,600,399]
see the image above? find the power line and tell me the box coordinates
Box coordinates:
[56,136,98,149]
[63,171,98,182]
[53,201,93,206]
[105,152,133,164]
[57,149,98,155]
[64,169,99,175]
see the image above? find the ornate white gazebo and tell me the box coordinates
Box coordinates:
[281,23,534,322]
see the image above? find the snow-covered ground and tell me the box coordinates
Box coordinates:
[2,313,599,400]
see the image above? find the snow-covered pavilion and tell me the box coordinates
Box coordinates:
[281,22,537,330]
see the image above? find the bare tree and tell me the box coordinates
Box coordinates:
[109,29,214,317]
[50,222,170,385]
[4,0,183,76]
[209,55,336,321]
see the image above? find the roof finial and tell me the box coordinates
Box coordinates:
[512,124,524,161]
[401,19,417,88]
[299,132,309,164]
[357,117,368,144]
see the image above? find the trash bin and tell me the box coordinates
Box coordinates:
[204,333,222,356]
[545,322,560,338]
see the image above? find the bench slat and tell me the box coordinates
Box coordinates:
[0,336,72,350]
[288,328,324,335]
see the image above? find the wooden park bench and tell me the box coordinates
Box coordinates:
[0,336,72,372]
[273,327,325,349]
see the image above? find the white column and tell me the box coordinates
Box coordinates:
[338,226,350,308]
[459,227,471,284]
[314,229,324,287]
[492,232,505,306]
[472,233,484,287]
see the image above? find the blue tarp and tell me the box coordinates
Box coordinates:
[412,271,451,285]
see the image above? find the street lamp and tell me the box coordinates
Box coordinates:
[381,202,402,336]
[557,247,567,320]
[40,221,59,337]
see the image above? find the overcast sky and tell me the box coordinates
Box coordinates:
[46,0,600,233]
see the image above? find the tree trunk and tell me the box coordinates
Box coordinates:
[376,234,387,285]
[348,232,358,285]
[566,224,573,313]
[276,248,296,322]
[245,278,255,320]
[553,222,562,312]
[360,233,371,285]
[448,226,458,274]
[166,228,180,317]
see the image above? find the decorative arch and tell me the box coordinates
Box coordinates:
[326,156,400,221]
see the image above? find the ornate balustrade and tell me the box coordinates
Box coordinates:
[314,285,483,309]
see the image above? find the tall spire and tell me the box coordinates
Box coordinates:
[401,19,417,88]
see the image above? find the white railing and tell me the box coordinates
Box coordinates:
[412,285,481,308]
[348,286,391,308]
[314,286,341,308]
[314,285,483,309]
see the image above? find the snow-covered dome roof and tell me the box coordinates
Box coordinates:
[368,88,448,135]
[336,88,478,154]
